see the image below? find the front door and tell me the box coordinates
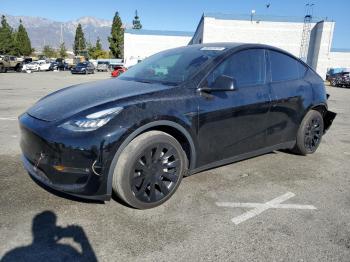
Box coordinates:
[196,49,271,167]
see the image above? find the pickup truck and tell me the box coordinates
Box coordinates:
[0,55,22,72]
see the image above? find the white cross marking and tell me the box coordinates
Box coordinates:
[216,192,317,225]
[0,117,17,121]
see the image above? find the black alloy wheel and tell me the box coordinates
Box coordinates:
[112,131,187,209]
[292,110,324,155]
[131,143,180,203]
[304,117,322,152]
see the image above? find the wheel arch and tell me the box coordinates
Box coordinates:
[106,120,197,197]
[310,103,328,116]
[308,103,335,133]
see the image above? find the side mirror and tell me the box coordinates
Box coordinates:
[200,75,236,92]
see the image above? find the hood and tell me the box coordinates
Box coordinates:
[27,79,171,122]
[74,65,86,69]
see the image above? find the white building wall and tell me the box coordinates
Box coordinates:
[202,17,307,56]
[308,21,335,78]
[329,52,350,69]
[124,32,192,67]
[198,16,340,79]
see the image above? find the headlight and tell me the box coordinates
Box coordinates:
[59,107,123,132]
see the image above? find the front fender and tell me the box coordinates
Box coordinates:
[105,120,197,197]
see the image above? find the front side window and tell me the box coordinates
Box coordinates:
[206,49,266,88]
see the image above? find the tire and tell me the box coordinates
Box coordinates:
[112,131,187,209]
[292,110,324,155]
[0,65,4,73]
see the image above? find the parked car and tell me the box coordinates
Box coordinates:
[49,61,69,71]
[111,65,127,77]
[96,61,110,72]
[37,61,51,71]
[329,72,350,87]
[22,61,39,72]
[71,62,95,74]
[19,43,336,209]
[22,58,33,65]
[0,55,22,72]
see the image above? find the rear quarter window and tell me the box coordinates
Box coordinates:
[269,50,306,82]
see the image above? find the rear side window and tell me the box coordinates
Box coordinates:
[269,51,305,81]
[207,49,266,88]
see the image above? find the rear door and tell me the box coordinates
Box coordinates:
[196,49,271,167]
[265,50,310,146]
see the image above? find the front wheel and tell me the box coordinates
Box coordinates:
[292,110,324,155]
[112,131,187,209]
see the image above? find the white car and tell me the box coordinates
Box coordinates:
[22,62,39,72]
[37,61,51,71]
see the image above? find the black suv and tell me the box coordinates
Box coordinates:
[329,72,350,88]
[19,43,336,209]
[71,62,95,74]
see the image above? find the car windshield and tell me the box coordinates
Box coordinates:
[120,46,225,85]
[77,62,88,66]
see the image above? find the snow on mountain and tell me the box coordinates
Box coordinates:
[2,14,113,51]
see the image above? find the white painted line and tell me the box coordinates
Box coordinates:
[0,117,17,121]
[216,192,317,225]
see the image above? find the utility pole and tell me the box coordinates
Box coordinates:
[60,24,63,45]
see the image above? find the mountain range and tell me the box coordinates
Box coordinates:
[3,14,116,51]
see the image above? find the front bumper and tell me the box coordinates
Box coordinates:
[71,69,86,74]
[21,155,109,201]
[19,113,122,201]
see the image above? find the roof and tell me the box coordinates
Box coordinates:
[125,29,193,37]
[204,12,328,23]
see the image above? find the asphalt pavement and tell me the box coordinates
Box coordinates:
[0,71,349,261]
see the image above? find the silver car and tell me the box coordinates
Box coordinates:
[96,61,110,72]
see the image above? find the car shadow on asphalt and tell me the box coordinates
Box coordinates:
[0,211,97,262]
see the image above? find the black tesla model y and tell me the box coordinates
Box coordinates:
[19,43,336,209]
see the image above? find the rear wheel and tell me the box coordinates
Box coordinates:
[15,64,21,72]
[292,110,324,155]
[112,131,187,209]
[330,79,336,87]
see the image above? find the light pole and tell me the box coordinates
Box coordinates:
[251,10,256,22]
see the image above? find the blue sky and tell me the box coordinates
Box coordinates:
[1,0,349,48]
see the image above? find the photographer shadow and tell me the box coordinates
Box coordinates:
[1,211,97,262]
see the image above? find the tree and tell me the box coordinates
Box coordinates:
[15,20,32,56]
[73,23,86,55]
[132,10,142,30]
[95,37,102,51]
[87,38,109,59]
[59,42,67,58]
[42,45,57,58]
[87,42,96,58]
[0,15,16,55]
[108,12,124,58]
